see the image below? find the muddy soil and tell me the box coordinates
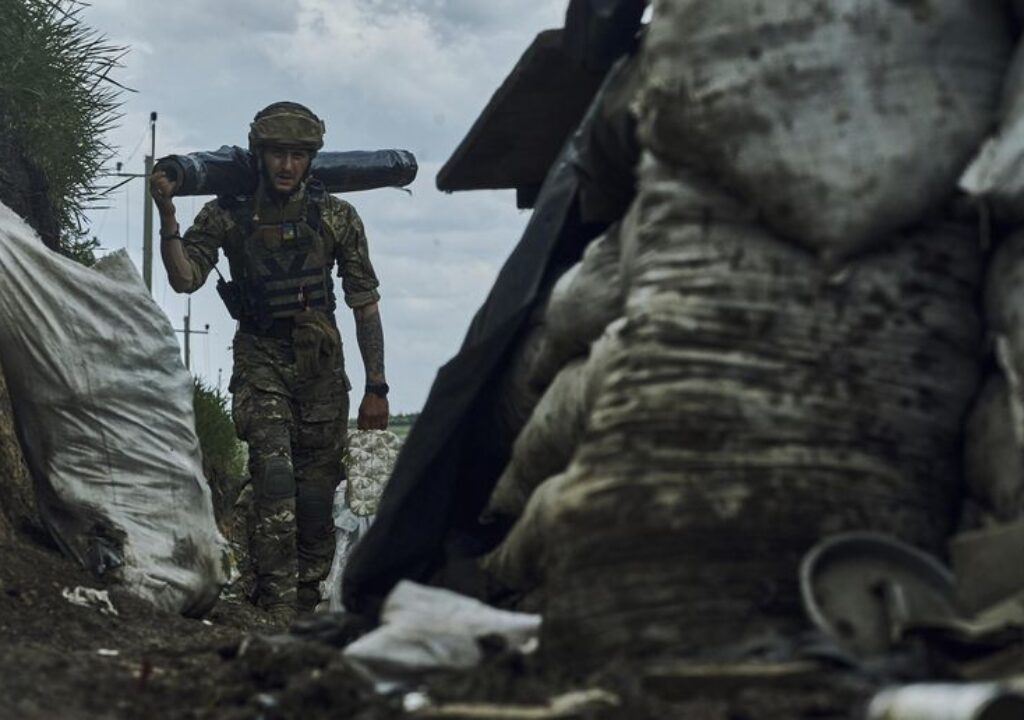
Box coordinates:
[0,524,876,720]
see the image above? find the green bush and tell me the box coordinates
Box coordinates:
[193,378,245,524]
[193,378,245,481]
[0,0,125,260]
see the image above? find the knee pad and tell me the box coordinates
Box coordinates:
[259,456,295,502]
[296,479,335,539]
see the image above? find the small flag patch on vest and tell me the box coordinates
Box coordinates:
[282,223,297,241]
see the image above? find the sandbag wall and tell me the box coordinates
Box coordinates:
[483,0,1016,663]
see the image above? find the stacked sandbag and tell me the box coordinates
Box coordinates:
[482,470,574,594]
[636,0,1011,260]
[478,222,627,469]
[486,319,626,521]
[961,232,1024,527]
[530,223,626,389]
[962,374,1024,527]
[479,318,549,458]
[538,156,984,660]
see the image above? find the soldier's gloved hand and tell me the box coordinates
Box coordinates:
[149,170,178,216]
[357,393,388,430]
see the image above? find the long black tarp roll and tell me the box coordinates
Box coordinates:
[155,146,418,196]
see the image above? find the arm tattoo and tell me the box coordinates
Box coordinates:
[354,303,386,384]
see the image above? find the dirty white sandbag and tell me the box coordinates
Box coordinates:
[530,226,625,389]
[539,160,984,662]
[637,0,1011,259]
[479,318,549,458]
[486,319,625,520]
[985,231,1024,408]
[960,41,1024,222]
[963,374,1024,525]
[321,430,402,611]
[345,429,402,517]
[343,581,540,680]
[482,471,574,592]
[0,203,230,616]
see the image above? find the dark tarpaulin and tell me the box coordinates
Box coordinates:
[563,0,646,72]
[154,146,418,197]
[342,61,642,615]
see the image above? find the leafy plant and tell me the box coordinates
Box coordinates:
[193,378,246,524]
[0,0,127,259]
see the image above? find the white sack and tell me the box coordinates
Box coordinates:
[321,429,402,611]
[345,429,402,517]
[343,581,540,678]
[0,203,229,616]
[638,0,1011,259]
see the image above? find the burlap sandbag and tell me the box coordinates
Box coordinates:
[963,373,1024,527]
[486,319,625,520]
[985,230,1024,396]
[481,471,574,593]
[478,318,549,458]
[531,226,626,390]
[539,160,984,663]
[636,0,1010,260]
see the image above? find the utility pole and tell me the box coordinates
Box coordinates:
[142,111,157,292]
[112,110,159,292]
[175,296,210,372]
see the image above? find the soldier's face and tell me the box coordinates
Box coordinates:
[263,147,311,195]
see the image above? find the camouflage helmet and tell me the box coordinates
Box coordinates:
[248,101,325,153]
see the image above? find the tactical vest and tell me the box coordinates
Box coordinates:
[220,181,337,328]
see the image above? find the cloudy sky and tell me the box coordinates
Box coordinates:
[81,0,570,412]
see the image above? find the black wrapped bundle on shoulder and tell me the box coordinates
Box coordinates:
[155,145,418,196]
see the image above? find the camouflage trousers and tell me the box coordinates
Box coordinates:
[230,331,350,613]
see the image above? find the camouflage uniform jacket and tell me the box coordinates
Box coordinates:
[177,186,380,311]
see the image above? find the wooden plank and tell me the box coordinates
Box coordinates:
[437,29,603,193]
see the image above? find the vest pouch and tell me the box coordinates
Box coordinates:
[216,278,243,320]
[293,309,340,377]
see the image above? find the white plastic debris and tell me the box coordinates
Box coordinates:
[403,691,433,713]
[343,581,541,681]
[62,586,118,617]
[96,648,120,657]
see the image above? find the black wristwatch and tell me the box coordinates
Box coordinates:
[365,383,389,398]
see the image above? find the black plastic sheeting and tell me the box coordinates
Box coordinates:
[154,146,418,197]
[341,58,640,615]
[563,0,646,72]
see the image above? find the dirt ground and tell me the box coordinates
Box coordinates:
[0,525,878,720]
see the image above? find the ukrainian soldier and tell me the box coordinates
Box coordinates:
[149,102,389,623]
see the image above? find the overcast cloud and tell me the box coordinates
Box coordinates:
[82,0,568,411]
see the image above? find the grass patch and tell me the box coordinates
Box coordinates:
[0,0,127,262]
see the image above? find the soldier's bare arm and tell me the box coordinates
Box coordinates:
[150,172,222,293]
[149,170,194,291]
[354,302,389,430]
